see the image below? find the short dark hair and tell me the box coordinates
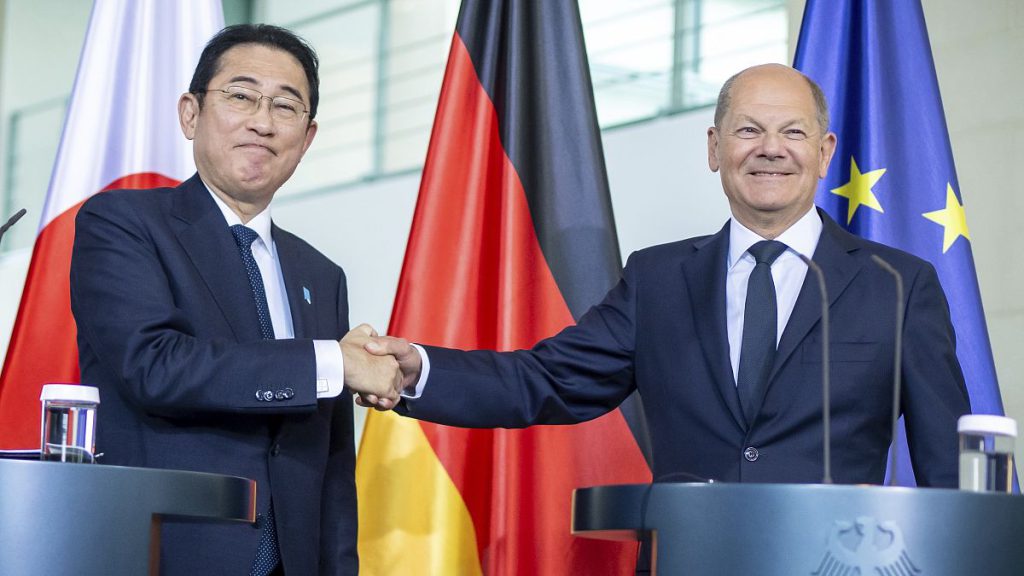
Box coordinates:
[189,24,320,120]
[714,66,829,134]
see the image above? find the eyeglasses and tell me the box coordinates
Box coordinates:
[200,85,309,123]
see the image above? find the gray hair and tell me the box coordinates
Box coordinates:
[713,66,830,134]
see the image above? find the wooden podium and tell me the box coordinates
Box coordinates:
[573,483,1024,575]
[0,459,255,575]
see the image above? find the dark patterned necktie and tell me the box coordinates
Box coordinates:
[736,240,788,428]
[230,225,280,576]
[231,225,275,341]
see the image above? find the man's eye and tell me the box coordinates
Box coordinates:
[230,92,255,103]
[785,130,808,140]
[735,127,759,138]
[274,101,299,113]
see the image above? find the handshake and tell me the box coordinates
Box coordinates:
[339,324,422,410]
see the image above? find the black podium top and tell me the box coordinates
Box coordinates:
[573,483,1024,575]
[0,459,255,575]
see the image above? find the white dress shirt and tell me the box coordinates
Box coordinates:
[207,187,345,398]
[726,207,822,384]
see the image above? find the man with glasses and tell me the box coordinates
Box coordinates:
[70,24,395,575]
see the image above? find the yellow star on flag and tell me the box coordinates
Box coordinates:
[922,183,971,253]
[830,157,887,224]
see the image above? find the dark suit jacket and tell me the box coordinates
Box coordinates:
[70,174,357,575]
[402,211,970,487]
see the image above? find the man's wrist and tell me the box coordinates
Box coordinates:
[313,339,345,398]
[402,344,430,399]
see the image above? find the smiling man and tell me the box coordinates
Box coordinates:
[708,64,836,240]
[70,25,397,575]
[365,64,971,491]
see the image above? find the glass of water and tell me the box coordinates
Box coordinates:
[958,414,1016,493]
[39,384,100,463]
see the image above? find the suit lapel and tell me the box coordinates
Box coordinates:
[171,175,262,342]
[682,221,746,431]
[274,225,316,339]
[769,211,863,383]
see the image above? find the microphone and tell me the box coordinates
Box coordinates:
[871,254,904,487]
[0,208,27,246]
[798,253,832,484]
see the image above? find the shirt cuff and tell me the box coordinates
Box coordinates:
[313,340,345,398]
[401,343,430,400]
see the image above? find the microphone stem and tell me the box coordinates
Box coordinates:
[816,267,831,484]
[872,255,904,487]
[800,254,832,484]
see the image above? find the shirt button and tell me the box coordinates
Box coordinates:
[743,446,759,462]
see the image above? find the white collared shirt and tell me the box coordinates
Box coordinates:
[206,186,345,398]
[726,206,822,384]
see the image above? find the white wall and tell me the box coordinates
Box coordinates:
[0,0,90,250]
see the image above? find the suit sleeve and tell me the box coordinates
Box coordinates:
[399,252,642,427]
[70,193,319,417]
[900,261,971,487]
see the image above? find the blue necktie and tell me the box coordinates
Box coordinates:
[230,225,280,576]
[736,240,788,428]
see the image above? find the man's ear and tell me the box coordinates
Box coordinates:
[707,127,721,173]
[300,119,318,157]
[178,93,199,140]
[819,131,838,178]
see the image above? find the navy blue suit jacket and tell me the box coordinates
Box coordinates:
[403,211,970,487]
[70,174,357,575]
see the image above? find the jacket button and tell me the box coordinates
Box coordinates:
[282,387,295,399]
[274,389,287,400]
[743,446,759,462]
[255,390,265,402]
[261,390,275,402]
[270,444,280,457]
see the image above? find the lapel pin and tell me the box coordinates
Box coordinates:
[303,286,312,304]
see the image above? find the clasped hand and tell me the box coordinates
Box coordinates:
[340,324,422,410]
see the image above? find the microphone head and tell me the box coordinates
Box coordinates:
[0,208,28,239]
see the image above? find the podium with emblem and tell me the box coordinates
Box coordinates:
[572,483,1024,575]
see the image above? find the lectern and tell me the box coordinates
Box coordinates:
[573,483,1024,575]
[0,459,256,575]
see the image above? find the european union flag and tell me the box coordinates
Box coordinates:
[794,0,1007,485]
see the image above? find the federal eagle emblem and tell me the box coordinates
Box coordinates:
[811,516,921,575]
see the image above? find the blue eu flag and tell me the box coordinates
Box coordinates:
[794,0,1006,485]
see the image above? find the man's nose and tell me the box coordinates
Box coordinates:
[757,131,786,158]
[246,97,276,134]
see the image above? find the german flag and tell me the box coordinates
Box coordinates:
[355,1,652,573]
